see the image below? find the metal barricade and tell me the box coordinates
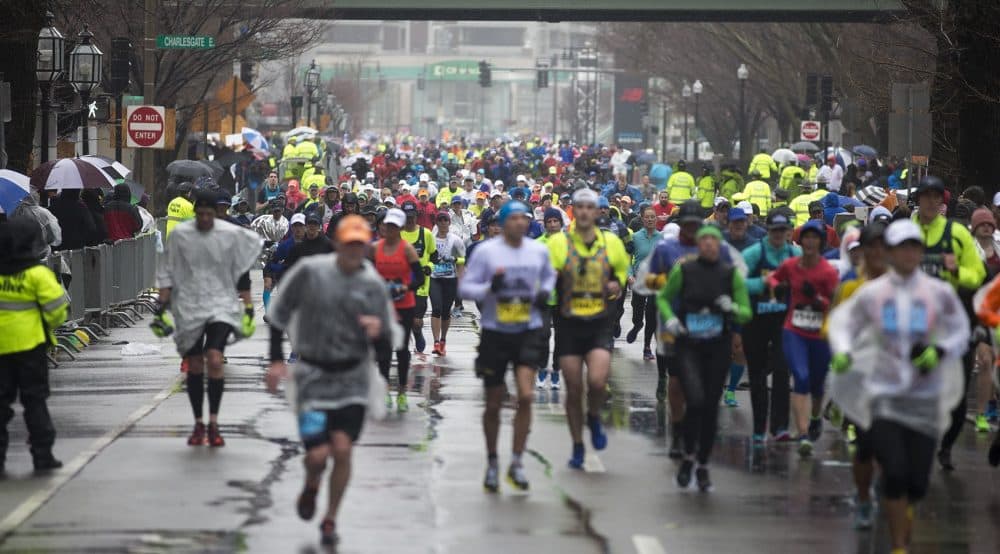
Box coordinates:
[83,244,113,311]
[67,250,86,321]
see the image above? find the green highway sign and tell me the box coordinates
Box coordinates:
[156,35,216,49]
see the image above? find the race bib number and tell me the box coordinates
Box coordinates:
[497,299,530,324]
[756,301,787,314]
[791,307,823,332]
[298,410,327,441]
[432,261,456,278]
[570,294,605,318]
[685,312,724,339]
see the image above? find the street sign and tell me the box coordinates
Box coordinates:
[126,105,165,148]
[156,35,215,49]
[800,120,821,141]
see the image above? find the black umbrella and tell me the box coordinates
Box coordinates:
[166,159,215,179]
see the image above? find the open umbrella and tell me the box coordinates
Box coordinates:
[0,169,31,214]
[796,153,812,163]
[852,145,878,158]
[286,126,319,139]
[818,147,854,169]
[242,127,269,153]
[79,154,131,181]
[855,184,888,207]
[771,148,797,165]
[166,159,224,181]
[31,158,117,190]
[790,141,819,152]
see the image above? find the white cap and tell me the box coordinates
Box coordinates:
[736,200,753,215]
[419,173,430,182]
[384,196,397,206]
[383,208,406,228]
[290,213,306,226]
[992,191,1000,207]
[398,179,407,186]
[713,196,729,207]
[885,219,924,247]
[516,174,527,182]
[572,188,600,206]
[365,171,375,179]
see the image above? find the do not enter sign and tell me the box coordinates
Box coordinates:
[800,120,821,142]
[126,105,166,149]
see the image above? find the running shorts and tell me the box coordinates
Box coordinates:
[299,404,366,449]
[475,329,544,388]
[183,322,234,358]
[554,315,614,358]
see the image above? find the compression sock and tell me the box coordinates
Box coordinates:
[262,289,271,310]
[207,378,224,416]
[187,372,204,420]
[728,363,745,392]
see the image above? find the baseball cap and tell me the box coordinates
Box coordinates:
[516,174,527,182]
[384,196,397,206]
[436,210,451,221]
[714,197,730,208]
[728,208,747,222]
[696,224,723,241]
[305,214,321,225]
[335,214,372,244]
[451,196,464,204]
[736,201,753,215]
[765,211,792,229]
[417,189,429,198]
[573,188,600,206]
[885,219,924,247]
[676,200,703,224]
[290,213,306,226]
[383,208,406,228]
[992,191,1000,207]
[808,201,824,213]
[476,191,488,200]
[543,207,563,222]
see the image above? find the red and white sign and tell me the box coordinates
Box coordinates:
[126,105,165,149]
[800,120,821,142]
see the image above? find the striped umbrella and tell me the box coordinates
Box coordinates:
[241,127,269,153]
[855,184,888,207]
[0,169,31,214]
[79,154,132,181]
[30,158,117,190]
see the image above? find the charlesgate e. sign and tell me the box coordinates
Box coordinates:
[156,35,216,50]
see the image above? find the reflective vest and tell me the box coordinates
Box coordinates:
[748,154,776,179]
[302,173,326,192]
[165,196,194,238]
[742,180,772,214]
[400,226,436,297]
[779,166,806,192]
[282,143,298,160]
[295,141,319,160]
[0,265,69,355]
[666,171,695,202]
[558,231,613,320]
[696,176,716,209]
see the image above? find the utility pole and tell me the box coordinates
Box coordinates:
[141,0,156,212]
[551,54,558,141]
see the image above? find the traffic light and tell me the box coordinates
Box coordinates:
[417,75,426,91]
[240,61,256,86]
[109,37,132,94]
[536,69,548,89]
[805,73,818,107]
[478,61,491,87]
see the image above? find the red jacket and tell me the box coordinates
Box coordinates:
[416,200,437,229]
[103,184,141,241]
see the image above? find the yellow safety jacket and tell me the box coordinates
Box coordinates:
[666,171,695,202]
[742,180,773,215]
[696,175,716,209]
[748,154,777,180]
[546,229,629,320]
[0,265,69,355]
[400,226,437,297]
[779,166,806,193]
[165,196,194,238]
[295,141,319,161]
[302,173,326,192]
[281,143,298,160]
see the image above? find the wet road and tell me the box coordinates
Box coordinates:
[2,279,999,553]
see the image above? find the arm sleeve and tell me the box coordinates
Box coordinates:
[458,246,492,301]
[731,270,753,324]
[409,260,426,290]
[454,239,467,265]
[743,245,764,295]
[607,233,630,285]
[269,326,285,362]
[236,271,251,292]
[655,263,683,321]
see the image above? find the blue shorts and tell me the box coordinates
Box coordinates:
[781,329,831,396]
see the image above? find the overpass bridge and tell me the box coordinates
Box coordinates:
[297,0,905,22]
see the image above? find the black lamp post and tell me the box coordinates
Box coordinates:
[737,63,749,164]
[692,79,703,161]
[305,60,320,128]
[70,25,103,156]
[681,81,691,160]
[36,11,64,164]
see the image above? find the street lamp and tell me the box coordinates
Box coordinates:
[304,60,320,128]
[36,11,64,163]
[681,81,691,160]
[692,79,703,161]
[69,25,103,156]
[737,63,749,164]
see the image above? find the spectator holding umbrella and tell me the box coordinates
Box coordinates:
[104,183,142,241]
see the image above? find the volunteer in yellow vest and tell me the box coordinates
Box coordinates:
[666,160,695,203]
[790,185,829,226]
[302,164,327,195]
[295,137,319,161]
[748,150,778,181]
[165,182,195,238]
[400,201,438,354]
[281,136,299,160]
[0,218,69,473]
[299,183,323,213]
[545,187,630,470]
[742,170,773,215]
[779,162,807,198]
[696,166,717,210]
[718,167,744,203]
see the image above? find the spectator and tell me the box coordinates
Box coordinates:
[48,190,100,250]
[12,190,62,259]
[81,189,108,243]
[103,183,142,241]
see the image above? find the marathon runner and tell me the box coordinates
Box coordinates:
[546,188,630,469]
[459,200,556,491]
[153,190,262,447]
[656,224,751,490]
[399,201,437,354]
[266,215,397,546]
[429,210,466,356]
[829,219,969,554]
[535,207,566,389]
[626,205,662,361]
[251,201,290,311]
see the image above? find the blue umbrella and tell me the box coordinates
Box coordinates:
[242,127,269,153]
[0,169,31,214]
[852,144,878,158]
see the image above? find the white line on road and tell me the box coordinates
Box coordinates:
[632,534,667,554]
[0,375,182,543]
[584,452,606,473]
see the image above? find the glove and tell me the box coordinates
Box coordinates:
[801,281,816,299]
[150,312,174,338]
[830,352,852,375]
[429,250,440,264]
[911,344,943,374]
[773,282,790,299]
[715,295,734,314]
[241,305,256,337]
[664,317,686,337]
[533,291,550,309]
[644,273,667,290]
[423,266,432,276]
[490,272,506,293]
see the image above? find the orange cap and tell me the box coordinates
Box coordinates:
[335,214,372,244]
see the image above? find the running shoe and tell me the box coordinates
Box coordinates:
[297,486,318,521]
[550,371,560,390]
[626,326,640,344]
[773,430,793,442]
[319,518,337,546]
[287,352,299,364]
[976,414,990,433]
[668,436,683,459]
[439,340,446,356]
[613,323,621,339]
[808,417,823,441]
[676,459,694,488]
[752,433,766,446]
[568,443,585,469]
[431,341,442,356]
[656,377,667,402]
[414,333,426,353]
[854,497,874,529]
[797,436,813,457]
[187,422,206,446]
[723,390,738,408]
[207,423,225,447]
[587,414,608,450]
[451,306,463,319]
[695,466,712,492]
[537,369,549,390]
[385,393,393,409]
[937,448,955,472]
[397,393,409,413]
[643,348,655,361]
[507,464,529,491]
[846,424,857,444]
[484,465,500,492]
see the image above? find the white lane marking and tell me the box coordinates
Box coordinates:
[584,452,606,473]
[633,534,667,554]
[0,375,182,542]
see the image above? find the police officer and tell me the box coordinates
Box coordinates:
[0,219,68,473]
[742,170,773,215]
[166,182,195,239]
[666,160,695,203]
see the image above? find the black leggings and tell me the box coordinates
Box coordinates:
[677,336,731,464]
[377,307,415,393]
[629,293,658,348]
[429,278,458,320]
[870,419,936,501]
[742,313,790,435]
[940,344,974,452]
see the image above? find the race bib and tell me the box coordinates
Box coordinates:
[685,312,724,339]
[909,301,929,335]
[298,410,327,441]
[756,300,787,314]
[432,261,456,278]
[920,253,943,277]
[570,294,605,318]
[791,307,823,332]
[497,299,530,324]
